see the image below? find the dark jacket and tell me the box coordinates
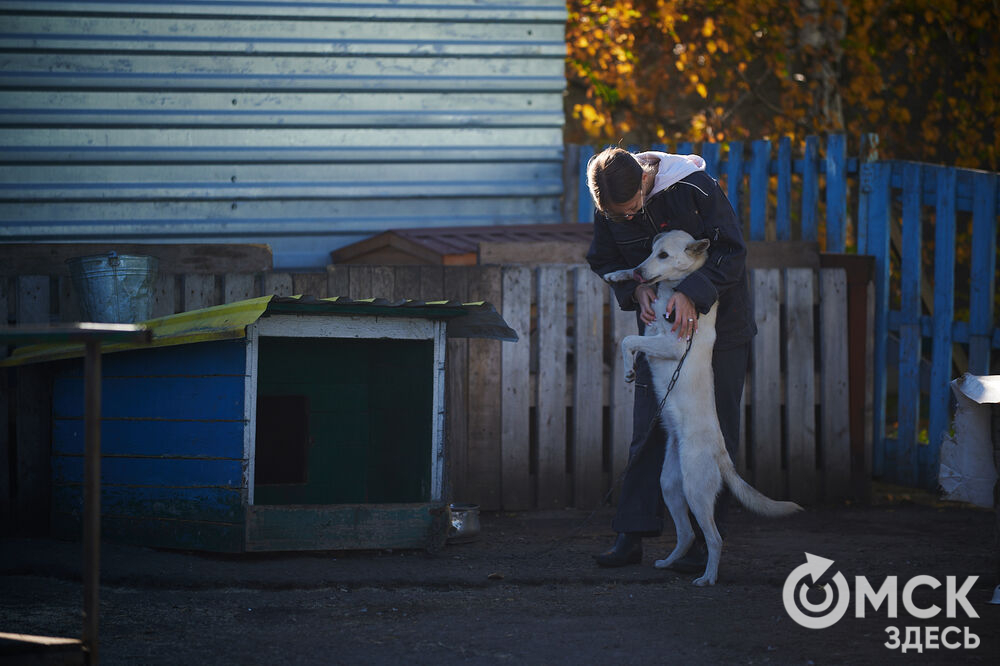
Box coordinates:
[586,170,756,350]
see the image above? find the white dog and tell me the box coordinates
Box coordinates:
[604,230,801,586]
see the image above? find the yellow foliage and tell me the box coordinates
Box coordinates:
[565,0,998,168]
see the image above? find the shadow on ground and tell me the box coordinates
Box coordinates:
[2,494,998,664]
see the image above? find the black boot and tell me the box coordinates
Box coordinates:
[593,533,642,567]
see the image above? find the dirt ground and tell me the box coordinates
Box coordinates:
[2,491,998,665]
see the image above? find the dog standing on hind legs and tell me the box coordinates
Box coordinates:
[603,230,802,586]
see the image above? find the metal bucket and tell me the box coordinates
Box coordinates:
[66,252,159,323]
[447,503,481,544]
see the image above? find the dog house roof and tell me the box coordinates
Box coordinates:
[1,294,516,367]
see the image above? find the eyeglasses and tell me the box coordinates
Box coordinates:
[603,188,645,223]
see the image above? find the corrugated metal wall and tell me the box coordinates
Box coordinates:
[0,0,567,268]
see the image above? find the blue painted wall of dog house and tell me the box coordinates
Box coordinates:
[51,340,249,552]
[0,1,568,269]
[49,329,441,552]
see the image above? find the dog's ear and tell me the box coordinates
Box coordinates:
[685,238,711,257]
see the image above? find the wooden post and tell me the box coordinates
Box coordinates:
[536,266,567,508]
[572,267,604,508]
[82,340,101,664]
[751,269,784,498]
[784,268,816,504]
[500,266,531,510]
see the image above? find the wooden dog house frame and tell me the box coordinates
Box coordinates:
[4,296,515,552]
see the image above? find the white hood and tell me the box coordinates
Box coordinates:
[636,151,706,197]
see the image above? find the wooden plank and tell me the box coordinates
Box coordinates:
[52,455,243,488]
[466,266,503,510]
[750,269,783,498]
[866,162,892,477]
[855,133,880,255]
[15,275,50,324]
[478,240,590,265]
[784,268,816,504]
[0,280,8,528]
[801,136,819,242]
[536,265,567,508]
[52,512,244,553]
[702,141,721,179]
[14,364,53,534]
[418,266,444,301]
[825,133,848,253]
[860,279,875,501]
[776,136,792,241]
[326,265,351,299]
[820,268,851,501]
[371,266,395,301]
[749,139,770,241]
[54,375,245,420]
[391,266,421,301]
[500,266,531,510]
[896,162,923,487]
[927,167,957,487]
[443,267,469,504]
[291,272,327,299]
[726,140,744,225]
[56,275,80,323]
[223,273,257,303]
[151,273,177,317]
[245,503,447,552]
[348,266,373,300]
[262,272,293,297]
[54,484,243,524]
[182,274,218,312]
[572,267,605,508]
[968,171,997,374]
[609,297,636,501]
[746,241,820,270]
[0,243,272,276]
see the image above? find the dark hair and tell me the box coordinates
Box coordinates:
[586,147,643,214]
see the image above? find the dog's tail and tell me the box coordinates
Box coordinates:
[719,455,803,517]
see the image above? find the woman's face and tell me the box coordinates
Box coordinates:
[604,187,644,222]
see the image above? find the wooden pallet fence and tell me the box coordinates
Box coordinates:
[1,261,860,527]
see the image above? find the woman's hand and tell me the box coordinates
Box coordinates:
[667,291,697,340]
[635,284,657,324]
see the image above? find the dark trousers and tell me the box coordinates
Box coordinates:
[611,342,750,535]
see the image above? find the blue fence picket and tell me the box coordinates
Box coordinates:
[826,134,848,252]
[802,136,819,242]
[927,167,957,486]
[676,141,693,155]
[702,141,720,179]
[749,140,770,241]
[726,140,744,218]
[867,161,892,478]
[969,171,998,374]
[776,136,792,241]
[897,162,923,488]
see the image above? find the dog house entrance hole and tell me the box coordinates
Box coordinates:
[253,336,433,505]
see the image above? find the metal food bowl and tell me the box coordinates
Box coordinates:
[447,503,481,544]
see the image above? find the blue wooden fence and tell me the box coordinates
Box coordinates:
[575,135,1000,490]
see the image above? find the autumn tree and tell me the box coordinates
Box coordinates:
[566,0,999,170]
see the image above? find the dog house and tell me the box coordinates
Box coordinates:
[3,295,515,552]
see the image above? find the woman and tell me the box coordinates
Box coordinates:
[585,146,756,569]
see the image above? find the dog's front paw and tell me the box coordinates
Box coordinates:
[624,368,636,383]
[602,269,634,283]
